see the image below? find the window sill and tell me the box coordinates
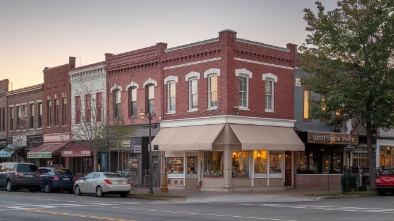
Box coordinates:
[188,109,198,112]
[239,107,250,111]
[207,107,217,111]
[265,109,275,113]
[166,112,176,115]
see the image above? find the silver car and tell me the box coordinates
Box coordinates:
[74,172,131,198]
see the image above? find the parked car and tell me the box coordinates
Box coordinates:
[38,167,76,193]
[0,162,41,192]
[376,168,394,196]
[74,172,131,198]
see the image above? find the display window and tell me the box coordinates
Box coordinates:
[203,151,223,177]
[232,151,249,178]
[269,151,282,174]
[186,156,197,177]
[254,150,267,177]
[165,157,184,174]
[296,147,343,174]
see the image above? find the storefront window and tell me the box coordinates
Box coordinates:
[332,153,342,173]
[296,152,308,173]
[269,152,282,174]
[186,156,197,177]
[254,150,267,175]
[232,151,249,178]
[380,146,394,168]
[204,151,223,177]
[165,157,184,174]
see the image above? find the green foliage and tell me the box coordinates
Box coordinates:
[299,0,394,130]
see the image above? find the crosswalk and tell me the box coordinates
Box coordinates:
[0,201,140,211]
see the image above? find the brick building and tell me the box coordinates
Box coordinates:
[27,57,77,168]
[0,79,9,156]
[151,30,304,191]
[6,83,44,162]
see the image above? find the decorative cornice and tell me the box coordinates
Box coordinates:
[237,38,289,52]
[165,38,219,52]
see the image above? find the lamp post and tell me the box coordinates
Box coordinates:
[140,109,154,194]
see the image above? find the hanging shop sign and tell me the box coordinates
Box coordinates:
[308,132,358,145]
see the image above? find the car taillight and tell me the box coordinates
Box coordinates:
[14,172,21,178]
[51,176,59,181]
[104,179,112,184]
[73,177,77,182]
[127,179,130,185]
[38,174,41,180]
[376,178,382,184]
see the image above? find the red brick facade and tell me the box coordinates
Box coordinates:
[43,57,75,137]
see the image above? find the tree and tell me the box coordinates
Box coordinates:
[299,0,394,189]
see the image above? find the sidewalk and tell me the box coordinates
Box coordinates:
[130,186,343,203]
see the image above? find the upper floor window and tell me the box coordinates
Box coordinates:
[147,85,155,114]
[263,73,278,112]
[75,96,81,124]
[164,76,178,114]
[189,77,198,110]
[208,75,218,109]
[265,79,274,111]
[204,68,220,109]
[113,89,121,119]
[96,92,102,122]
[47,100,52,127]
[54,99,59,126]
[62,97,67,125]
[0,107,4,131]
[38,102,42,128]
[16,106,21,128]
[303,88,310,120]
[128,87,137,117]
[236,69,252,109]
[168,81,176,113]
[85,94,91,123]
[9,107,13,130]
[29,103,34,129]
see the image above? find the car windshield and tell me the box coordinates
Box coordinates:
[56,168,73,175]
[18,164,38,172]
[104,173,123,178]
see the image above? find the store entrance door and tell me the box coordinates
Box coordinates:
[285,151,292,186]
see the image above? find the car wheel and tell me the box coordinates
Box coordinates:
[96,186,105,197]
[377,188,386,196]
[74,185,82,196]
[44,184,52,193]
[6,180,14,192]
[29,186,37,192]
[120,192,128,198]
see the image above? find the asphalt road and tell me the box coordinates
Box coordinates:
[0,189,394,221]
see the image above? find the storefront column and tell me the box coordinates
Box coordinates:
[224,146,232,189]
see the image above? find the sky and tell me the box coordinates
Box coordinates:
[0,0,338,90]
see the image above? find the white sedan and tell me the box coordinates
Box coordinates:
[74,172,131,198]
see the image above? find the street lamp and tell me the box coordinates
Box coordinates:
[140,109,155,194]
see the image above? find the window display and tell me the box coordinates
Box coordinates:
[165,157,184,174]
[254,150,267,175]
[203,151,223,177]
[187,156,197,177]
[232,151,249,178]
[269,152,282,174]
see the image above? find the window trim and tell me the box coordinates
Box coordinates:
[164,76,178,114]
[262,73,278,113]
[235,69,252,110]
[204,68,220,110]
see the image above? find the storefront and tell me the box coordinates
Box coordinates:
[153,116,304,191]
[61,141,92,177]
[27,142,67,166]
[0,144,13,163]
[295,131,358,188]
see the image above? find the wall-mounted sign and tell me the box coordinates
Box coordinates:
[122,140,131,148]
[308,132,358,145]
[27,152,52,158]
[134,145,141,153]
[61,150,91,157]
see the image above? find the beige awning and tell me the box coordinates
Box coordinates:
[152,124,225,151]
[229,124,304,151]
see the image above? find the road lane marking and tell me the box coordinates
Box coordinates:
[261,204,394,214]
[28,210,136,221]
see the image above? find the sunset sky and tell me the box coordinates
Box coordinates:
[0,0,338,90]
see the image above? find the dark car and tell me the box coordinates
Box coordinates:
[38,167,75,193]
[0,162,41,192]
